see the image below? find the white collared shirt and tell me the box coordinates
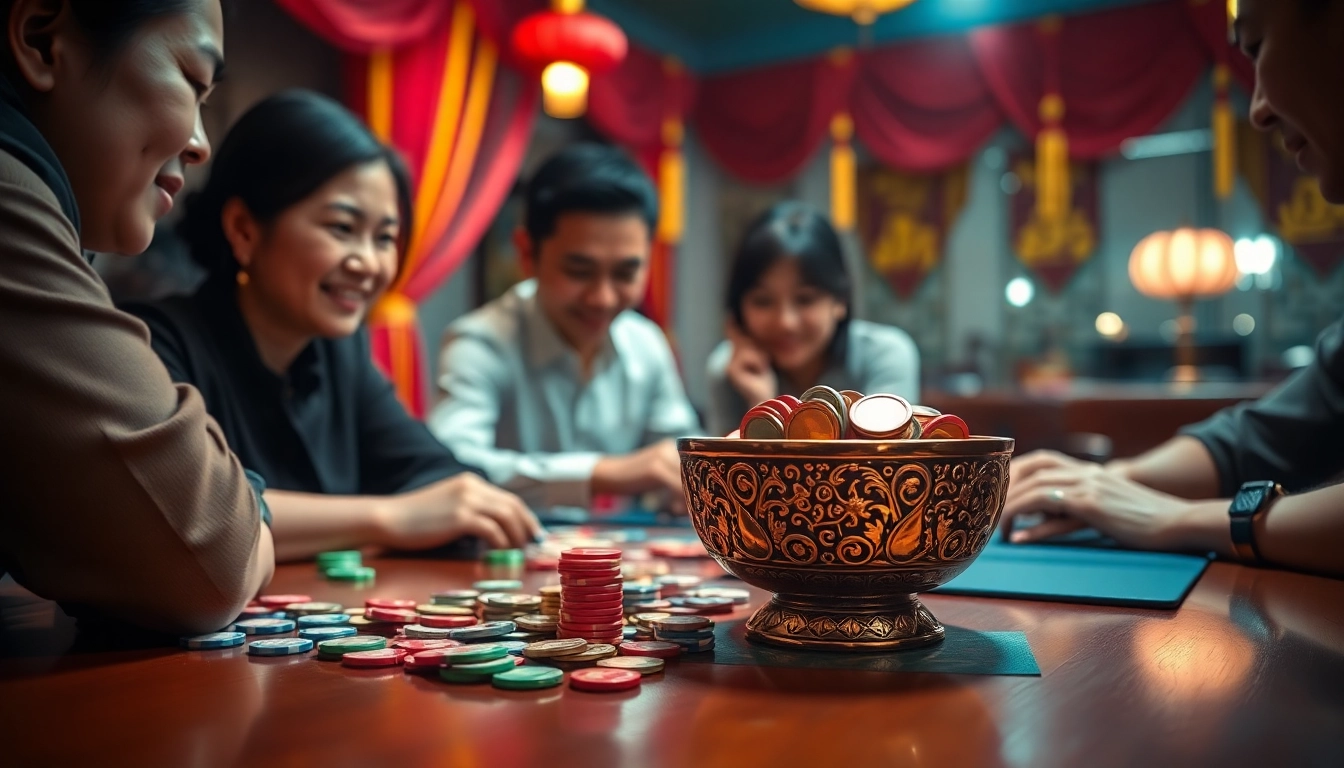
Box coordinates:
[427,279,702,512]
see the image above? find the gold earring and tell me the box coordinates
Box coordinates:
[236,270,250,287]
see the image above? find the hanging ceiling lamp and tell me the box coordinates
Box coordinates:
[794,0,918,26]
[512,0,627,119]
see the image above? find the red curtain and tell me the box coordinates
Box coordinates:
[968,1,1208,160]
[1184,0,1254,91]
[852,36,1001,173]
[275,0,450,53]
[694,55,856,184]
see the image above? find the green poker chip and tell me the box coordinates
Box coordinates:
[483,549,525,566]
[316,635,387,657]
[492,666,563,690]
[439,655,516,683]
[438,643,509,665]
[324,565,376,582]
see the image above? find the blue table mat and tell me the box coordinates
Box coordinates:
[933,536,1211,609]
[680,619,1039,676]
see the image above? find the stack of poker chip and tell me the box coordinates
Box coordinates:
[522,638,618,668]
[622,583,661,618]
[538,585,562,617]
[482,548,526,568]
[651,615,716,653]
[437,643,518,683]
[556,548,624,646]
[478,592,541,624]
[430,589,480,611]
[513,613,559,638]
[317,634,388,661]
[360,598,420,636]
[628,612,670,641]
[317,550,374,582]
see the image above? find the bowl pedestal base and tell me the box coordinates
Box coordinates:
[744,593,945,652]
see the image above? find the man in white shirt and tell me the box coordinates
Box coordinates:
[428,143,701,518]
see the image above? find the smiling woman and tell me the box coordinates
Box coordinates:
[0,0,275,635]
[121,90,542,561]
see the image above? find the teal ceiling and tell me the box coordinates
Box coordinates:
[588,0,1165,73]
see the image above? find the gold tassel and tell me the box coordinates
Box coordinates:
[1036,93,1069,221]
[831,112,856,231]
[1212,65,1236,199]
[657,117,684,243]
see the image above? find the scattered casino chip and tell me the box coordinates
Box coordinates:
[341,648,407,668]
[248,638,313,657]
[492,666,564,690]
[234,618,295,635]
[569,667,641,692]
[181,631,245,650]
[597,656,664,674]
[298,626,358,641]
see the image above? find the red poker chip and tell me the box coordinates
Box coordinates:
[407,648,461,667]
[560,548,622,560]
[257,594,311,607]
[558,622,625,634]
[366,607,418,623]
[559,583,622,595]
[557,559,621,572]
[557,631,624,644]
[342,648,408,668]
[418,615,478,629]
[921,414,970,440]
[619,641,682,659]
[559,591,624,604]
[560,576,624,588]
[776,394,802,409]
[391,638,462,652]
[527,556,560,570]
[560,611,625,624]
[239,605,279,617]
[365,598,417,610]
[570,667,641,692]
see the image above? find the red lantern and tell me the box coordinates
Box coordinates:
[511,1,627,118]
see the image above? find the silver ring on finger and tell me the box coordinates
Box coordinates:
[1047,488,1066,503]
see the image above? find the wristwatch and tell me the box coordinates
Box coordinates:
[1228,480,1282,564]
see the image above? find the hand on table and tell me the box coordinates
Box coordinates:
[724,322,777,408]
[592,439,686,514]
[1002,450,1196,550]
[380,474,542,550]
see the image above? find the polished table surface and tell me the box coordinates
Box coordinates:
[3,553,1343,768]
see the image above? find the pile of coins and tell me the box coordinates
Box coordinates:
[735,386,970,441]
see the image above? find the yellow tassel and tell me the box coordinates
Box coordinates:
[367,48,393,143]
[1036,93,1069,221]
[1213,66,1236,200]
[657,117,685,243]
[831,112,856,231]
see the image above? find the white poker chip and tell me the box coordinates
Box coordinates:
[234,618,296,635]
[248,638,314,656]
[181,631,245,650]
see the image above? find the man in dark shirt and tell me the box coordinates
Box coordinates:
[1002,0,1344,579]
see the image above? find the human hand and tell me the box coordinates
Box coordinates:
[592,439,684,511]
[1001,454,1196,550]
[381,474,542,550]
[724,321,777,407]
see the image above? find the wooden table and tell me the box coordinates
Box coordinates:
[3,555,1343,768]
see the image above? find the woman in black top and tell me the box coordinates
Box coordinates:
[125,90,540,561]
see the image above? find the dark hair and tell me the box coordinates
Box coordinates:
[523,142,658,247]
[2,0,199,61]
[178,89,412,282]
[726,201,852,361]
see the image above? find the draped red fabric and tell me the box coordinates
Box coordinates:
[694,56,856,184]
[273,0,449,53]
[852,36,1002,173]
[968,1,1208,158]
[406,73,538,298]
[589,47,696,153]
[465,0,546,66]
[1184,0,1254,91]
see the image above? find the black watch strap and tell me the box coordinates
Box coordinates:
[1229,480,1281,564]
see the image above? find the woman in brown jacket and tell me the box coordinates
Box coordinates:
[0,0,274,634]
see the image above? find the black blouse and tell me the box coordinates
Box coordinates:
[122,282,474,495]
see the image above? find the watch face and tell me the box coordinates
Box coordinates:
[1230,490,1264,516]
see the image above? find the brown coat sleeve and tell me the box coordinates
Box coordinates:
[0,151,262,635]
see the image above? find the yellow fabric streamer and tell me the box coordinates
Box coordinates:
[1036,93,1069,221]
[366,48,393,143]
[368,292,420,407]
[657,117,684,242]
[831,112,856,231]
[1212,65,1236,200]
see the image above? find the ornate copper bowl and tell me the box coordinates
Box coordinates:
[677,436,1014,652]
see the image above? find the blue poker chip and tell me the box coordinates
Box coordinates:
[495,640,529,656]
[248,638,314,656]
[234,618,296,635]
[297,613,351,627]
[299,626,358,641]
[181,631,246,650]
